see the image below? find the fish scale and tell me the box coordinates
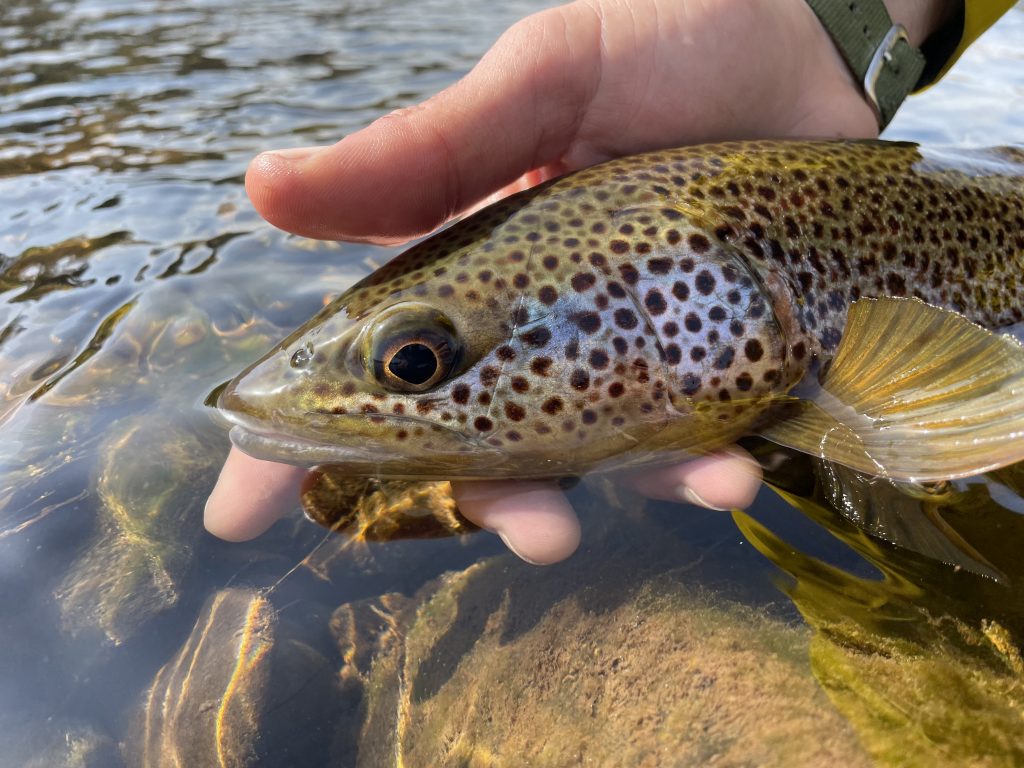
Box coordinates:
[219,140,1024,481]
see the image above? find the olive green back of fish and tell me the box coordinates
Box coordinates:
[598,141,1024,363]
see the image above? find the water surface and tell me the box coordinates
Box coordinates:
[1,2,1022,765]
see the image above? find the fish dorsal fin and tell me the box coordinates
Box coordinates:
[760,296,1024,482]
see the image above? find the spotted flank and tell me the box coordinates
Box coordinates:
[219,140,1024,483]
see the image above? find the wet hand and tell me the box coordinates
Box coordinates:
[205,446,762,563]
[206,0,886,561]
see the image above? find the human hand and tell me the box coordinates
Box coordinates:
[205,0,944,562]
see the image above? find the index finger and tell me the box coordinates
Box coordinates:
[204,447,306,541]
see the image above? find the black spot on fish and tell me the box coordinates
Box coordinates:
[607,281,626,298]
[523,327,551,347]
[644,289,667,315]
[571,273,597,292]
[505,402,526,421]
[647,257,672,274]
[614,308,639,330]
[618,264,640,285]
[713,348,735,370]
[695,270,716,295]
[570,369,590,390]
[542,397,563,414]
[538,286,558,305]
[571,312,601,334]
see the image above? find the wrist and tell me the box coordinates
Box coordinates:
[882,0,957,47]
[797,0,951,130]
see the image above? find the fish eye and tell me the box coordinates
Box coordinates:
[368,304,461,392]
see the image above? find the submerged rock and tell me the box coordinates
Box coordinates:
[55,415,221,645]
[22,724,122,768]
[738,507,1024,768]
[127,588,341,767]
[338,513,870,768]
[0,709,121,768]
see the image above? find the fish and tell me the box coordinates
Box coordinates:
[218,139,1024,486]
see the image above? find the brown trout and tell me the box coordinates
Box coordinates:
[219,140,1024,484]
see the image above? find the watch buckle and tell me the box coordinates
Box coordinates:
[863,23,910,123]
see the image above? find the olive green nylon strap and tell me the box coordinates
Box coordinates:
[805,0,926,129]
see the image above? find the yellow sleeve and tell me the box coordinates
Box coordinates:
[917,0,1016,89]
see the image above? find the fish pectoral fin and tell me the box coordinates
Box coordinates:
[758,296,1024,482]
[815,458,1006,582]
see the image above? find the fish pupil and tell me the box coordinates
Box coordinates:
[388,343,438,385]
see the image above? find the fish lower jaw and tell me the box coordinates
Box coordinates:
[227,424,443,469]
[227,425,511,477]
[229,425,356,467]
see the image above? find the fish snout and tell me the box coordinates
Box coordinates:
[218,346,309,428]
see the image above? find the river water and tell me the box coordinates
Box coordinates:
[1,2,1023,766]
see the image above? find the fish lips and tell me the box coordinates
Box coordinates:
[223,410,508,477]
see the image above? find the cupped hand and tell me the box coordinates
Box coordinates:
[206,0,884,562]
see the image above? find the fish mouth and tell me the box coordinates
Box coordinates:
[223,410,507,477]
[227,425,373,468]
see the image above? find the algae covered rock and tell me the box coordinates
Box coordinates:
[127,588,341,767]
[0,713,122,768]
[738,507,1024,768]
[55,414,222,645]
[341,514,870,768]
[21,724,122,768]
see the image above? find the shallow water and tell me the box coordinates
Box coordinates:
[1,1,1022,766]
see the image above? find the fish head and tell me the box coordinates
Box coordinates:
[220,167,793,479]
[218,239,517,477]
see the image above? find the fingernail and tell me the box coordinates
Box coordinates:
[679,486,729,512]
[263,145,325,162]
[498,531,543,566]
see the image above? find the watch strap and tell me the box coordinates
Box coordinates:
[805,0,926,129]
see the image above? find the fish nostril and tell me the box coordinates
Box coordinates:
[290,343,314,369]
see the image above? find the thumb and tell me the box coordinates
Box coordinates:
[245,5,601,243]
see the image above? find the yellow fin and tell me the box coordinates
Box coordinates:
[760,297,1024,482]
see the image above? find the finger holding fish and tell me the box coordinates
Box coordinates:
[203,446,761,564]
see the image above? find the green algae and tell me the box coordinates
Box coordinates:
[735,448,1024,768]
[350,512,870,768]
